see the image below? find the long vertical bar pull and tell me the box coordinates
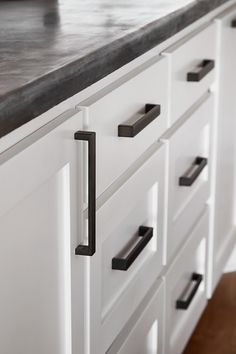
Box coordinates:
[74,131,96,256]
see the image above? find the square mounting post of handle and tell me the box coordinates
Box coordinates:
[112,226,153,271]
[231,19,236,27]
[74,131,96,256]
[118,103,161,137]
[187,59,215,82]
[179,156,208,187]
[176,273,203,310]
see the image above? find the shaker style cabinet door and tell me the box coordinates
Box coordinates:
[0,109,86,354]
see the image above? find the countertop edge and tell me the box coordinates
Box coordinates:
[0,0,231,139]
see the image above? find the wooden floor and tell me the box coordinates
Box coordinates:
[183,272,236,354]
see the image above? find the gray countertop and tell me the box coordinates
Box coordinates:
[0,0,230,138]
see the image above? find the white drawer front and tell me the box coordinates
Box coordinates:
[165,209,208,354]
[163,94,212,263]
[91,143,166,353]
[163,23,216,124]
[112,282,164,354]
[78,56,168,197]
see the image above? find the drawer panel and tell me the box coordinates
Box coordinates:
[108,281,164,354]
[95,143,166,352]
[163,23,216,124]
[78,56,168,197]
[165,209,208,354]
[162,93,212,263]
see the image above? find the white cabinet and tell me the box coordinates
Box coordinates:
[88,143,166,354]
[0,109,85,354]
[163,23,216,124]
[1,3,236,354]
[209,8,236,295]
[78,56,168,198]
[162,93,212,263]
[165,209,208,354]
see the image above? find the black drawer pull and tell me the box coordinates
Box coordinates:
[112,226,153,271]
[74,131,96,256]
[179,156,208,187]
[187,59,215,82]
[176,273,203,310]
[118,104,161,138]
[231,19,236,27]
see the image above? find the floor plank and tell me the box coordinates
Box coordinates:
[183,272,236,354]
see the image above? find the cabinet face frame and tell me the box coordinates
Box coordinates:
[0,109,87,354]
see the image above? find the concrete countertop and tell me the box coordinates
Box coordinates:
[0,0,230,138]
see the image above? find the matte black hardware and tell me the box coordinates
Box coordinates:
[74,131,96,256]
[231,19,236,27]
[179,156,208,187]
[187,60,215,82]
[112,226,153,271]
[118,104,161,138]
[176,273,203,310]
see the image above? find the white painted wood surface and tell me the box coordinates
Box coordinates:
[0,110,85,354]
[163,23,216,125]
[116,282,164,354]
[78,56,168,198]
[210,7,236,292]
[165,209,208,354]
[161,93,212,263]
[87,143,166,354]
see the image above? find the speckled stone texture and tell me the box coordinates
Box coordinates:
[0,0,231,137]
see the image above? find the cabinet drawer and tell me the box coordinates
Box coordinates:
[93,143,166,352]
[163,23,216,124]
[162,93,212,263]
[108,281,164,354]
[78,56,168,197]
[165,209,208,354]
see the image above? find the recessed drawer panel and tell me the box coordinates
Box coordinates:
[78,56,168,197]
[165,209,208,354]
[162,93,212,263]
[94,143,166,353]
[107,281,164,354]
[163,23,216,124]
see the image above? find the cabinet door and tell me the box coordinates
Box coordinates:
[0,109,85,354]
[211,12,236,294]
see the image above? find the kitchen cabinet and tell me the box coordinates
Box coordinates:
[0,109,86,354]
[1,2,236,354]
[209,8,236,295]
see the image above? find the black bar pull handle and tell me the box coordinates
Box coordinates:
[187,59,215,82]
[74,131,96,256]
[179,156,208,187]
[118,104,161,138]
[112,226,153,271]
[176,273,203,310]
[231,19,236,27]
